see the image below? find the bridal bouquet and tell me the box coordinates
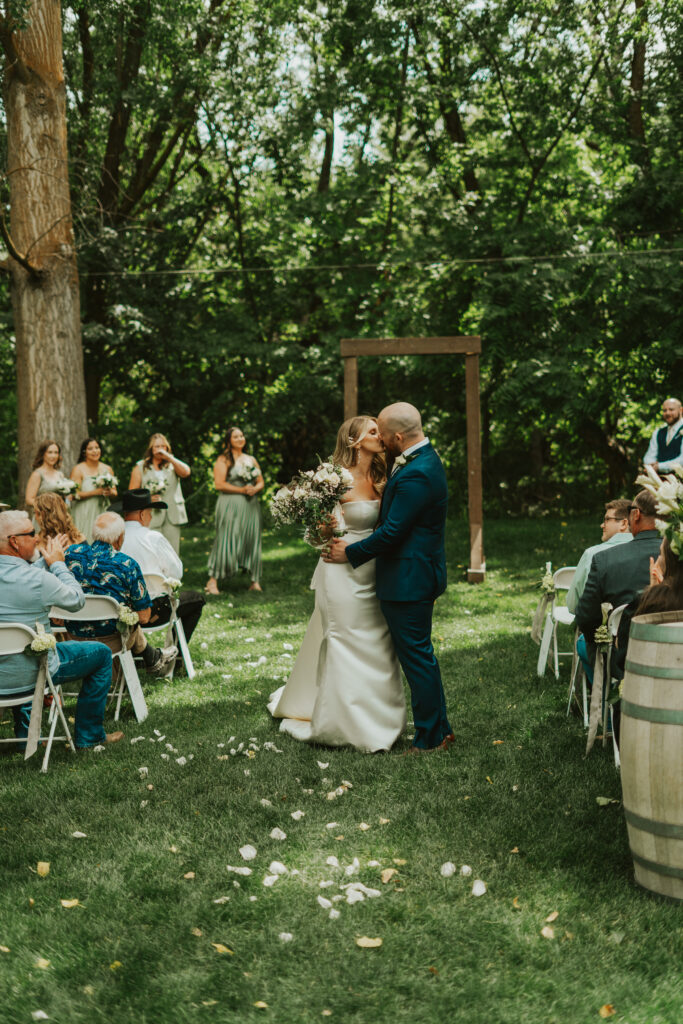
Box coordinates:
[270,461,354,546]
[95,472,118,490]
[636,464,683,557]
[53,478,78,497]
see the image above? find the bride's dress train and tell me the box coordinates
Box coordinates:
[267,500,406,752]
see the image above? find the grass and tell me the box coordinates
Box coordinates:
[0,516,681,1024]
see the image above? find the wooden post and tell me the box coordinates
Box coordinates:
[344,357,358,420]
[465,351,485,582]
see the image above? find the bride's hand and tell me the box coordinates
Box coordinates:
[327,514,338,530]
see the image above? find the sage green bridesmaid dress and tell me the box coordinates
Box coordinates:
[207,465,262,583]
[71,475,109,542]
[137,461,187,554]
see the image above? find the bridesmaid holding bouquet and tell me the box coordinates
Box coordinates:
[25,440,76,517]
[70,438,118,542]
[206,426,264,595]
[128,432,190,554]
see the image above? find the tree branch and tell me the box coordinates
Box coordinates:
[0,211,42,278]
[0,14,31,84]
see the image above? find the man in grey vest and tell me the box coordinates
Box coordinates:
[643,397,683,473]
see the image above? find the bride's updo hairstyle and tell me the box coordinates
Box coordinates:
[331,416,386,490]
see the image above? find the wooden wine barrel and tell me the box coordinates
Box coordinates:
[620,611,683,901]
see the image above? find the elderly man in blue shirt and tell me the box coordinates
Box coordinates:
[0,509,121,748]
[65,511,176,676]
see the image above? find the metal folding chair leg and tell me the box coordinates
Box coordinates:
[174,618,195,680]
[41,681,75,773]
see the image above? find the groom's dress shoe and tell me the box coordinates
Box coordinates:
[404,733,455,755]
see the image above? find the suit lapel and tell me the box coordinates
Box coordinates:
[379,444,432,523]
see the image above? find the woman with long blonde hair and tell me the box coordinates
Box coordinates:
[268,415,406,752]
[128,432,190,553]
[34,493,85,548]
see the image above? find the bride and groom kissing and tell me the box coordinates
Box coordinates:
[268,402,454,755]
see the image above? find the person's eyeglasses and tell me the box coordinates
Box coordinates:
[602,516,624,523]
[8,529,36,538]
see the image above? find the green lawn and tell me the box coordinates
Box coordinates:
[1,517,681,1024]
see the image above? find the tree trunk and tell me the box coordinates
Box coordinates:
[2,1,87,496]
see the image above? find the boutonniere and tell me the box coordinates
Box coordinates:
[391,452,417,475]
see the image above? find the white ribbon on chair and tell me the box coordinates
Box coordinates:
[24,655,47,760]
[585,602,613,755]
[531,593,554,645]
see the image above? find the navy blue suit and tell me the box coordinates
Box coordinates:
[346,443,452,749]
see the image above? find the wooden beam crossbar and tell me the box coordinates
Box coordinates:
[340,335,485,583]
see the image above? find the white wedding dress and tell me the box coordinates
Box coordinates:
[267,500,406,752]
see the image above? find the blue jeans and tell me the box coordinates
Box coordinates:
[576,634,594,687]
[13,641,112,748]
[380,599,452,749]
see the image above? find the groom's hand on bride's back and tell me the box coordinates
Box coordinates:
[323,538,349,563]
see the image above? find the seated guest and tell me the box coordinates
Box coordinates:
[65,512,177,677]
[567,499,632,614]
[633,537,683,616]
[117,489,205,646]
[576,490,662,683]
[34,492,85,548]
[643,397,683,473]
[0,510,121,748]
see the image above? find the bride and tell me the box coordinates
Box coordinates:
[267,416,406,752]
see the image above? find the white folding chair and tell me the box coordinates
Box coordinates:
[50,596,148,723]
[142,574,195,680]
[603,603,628,768]
[0,623,75,772]
[537,566,576,679]
[566,627,589,727]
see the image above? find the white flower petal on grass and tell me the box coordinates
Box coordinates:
[160,753,170,761]
[367,860,381,868]
[92,745,105,753]
[317,896,332,910]
[270,828,287,841]
[248,896,257,902]
[130,736,145,744]
[278,932,293,942]
[319,880,334,888]
[358,823,370,831]
[200,642,208,650]
[156,735,165,743]
[346,889,364,905]
[245,637,255,643]
[328,909,341,920]
[268,861,288,876]
[221,675,232,681]
[317,761,330,769]
[283,642,293,651]
[175,756,187,766]
[344,882,381,900]
[204,661,214,668]
[137,766,149,778]
[239,845,257,861]
[71,832,87,839]
[226,865,252,876]
[290,810,305,821]
[440,862,456,878]
[325,823,340,830]
[260,799,272,808]
[344,858,360,876]
[212,896,230,904]
[31,1013,49,1021]
[460,865,472,876]
[326,856,340,868]
[262,875,279,887]
[471,880,487,897]
[281,653,292,659]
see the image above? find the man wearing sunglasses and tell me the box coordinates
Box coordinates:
[0,509,122,750]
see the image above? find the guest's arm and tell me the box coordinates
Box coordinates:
[566,550,590,614]
[39,538,86,612]
[25,469,42,509]
[643,428,659,466]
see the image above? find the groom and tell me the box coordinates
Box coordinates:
[324,402,453,753]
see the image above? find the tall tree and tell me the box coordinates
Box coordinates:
[0,0,87,492]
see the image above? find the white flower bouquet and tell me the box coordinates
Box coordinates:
[24,622,57,656]
[270,461,354,547]
[117,604,139,634]
[146,476,167,496]
[165,577,182,594]
[53,478,78,497]
[233,463,260,487]
[95,472,118,490]
[539,562,555,596]
[635,464,683,558]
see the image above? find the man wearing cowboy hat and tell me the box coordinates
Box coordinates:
[115,489,205,651]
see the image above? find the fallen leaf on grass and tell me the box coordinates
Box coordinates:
[486,776,493,785]
[28,898,35,908]
[191,928,202,937]
[109,961,122,971]
[393,858,407,866]
[183,872,196,880]
[545,911,559,923]
[322,1010,332,1017]
[598,1005,616,1019]
[540,926,555,940]
[169,846,179,854]
[358,823,370,831]
[596,797,619,807]
[0,945,10,953]
[378,817,390,825]
[381,868,398,884]
[510,847,519,854]
[355,936,382,949]
[60,899,80,909]
[212,943,234,955]
[36,862,50,877]
[493,740,504,745]
[202,1001,218,1007]
[35,958,50,969]
[512,897,521,910]
[254,1002,268,1009]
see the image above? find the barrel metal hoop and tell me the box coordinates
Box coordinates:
[621,700,683,724]
[625,808,683,839]
[632,852,683,880]
[629,622,683,644]
[624,659,683,680]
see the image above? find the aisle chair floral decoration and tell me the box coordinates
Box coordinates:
[531,561,556,644]
[636,464,683,558]
[270,461,354,547]
[585,602,614,755]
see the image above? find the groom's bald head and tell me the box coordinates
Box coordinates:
[377,403,424,455]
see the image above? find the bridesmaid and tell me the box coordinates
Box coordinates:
[25,440,72,514]
[206,426,264,595]
[128,432,190,554]
[70,437,118,542]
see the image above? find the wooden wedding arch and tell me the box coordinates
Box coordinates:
[340,335,485,583]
